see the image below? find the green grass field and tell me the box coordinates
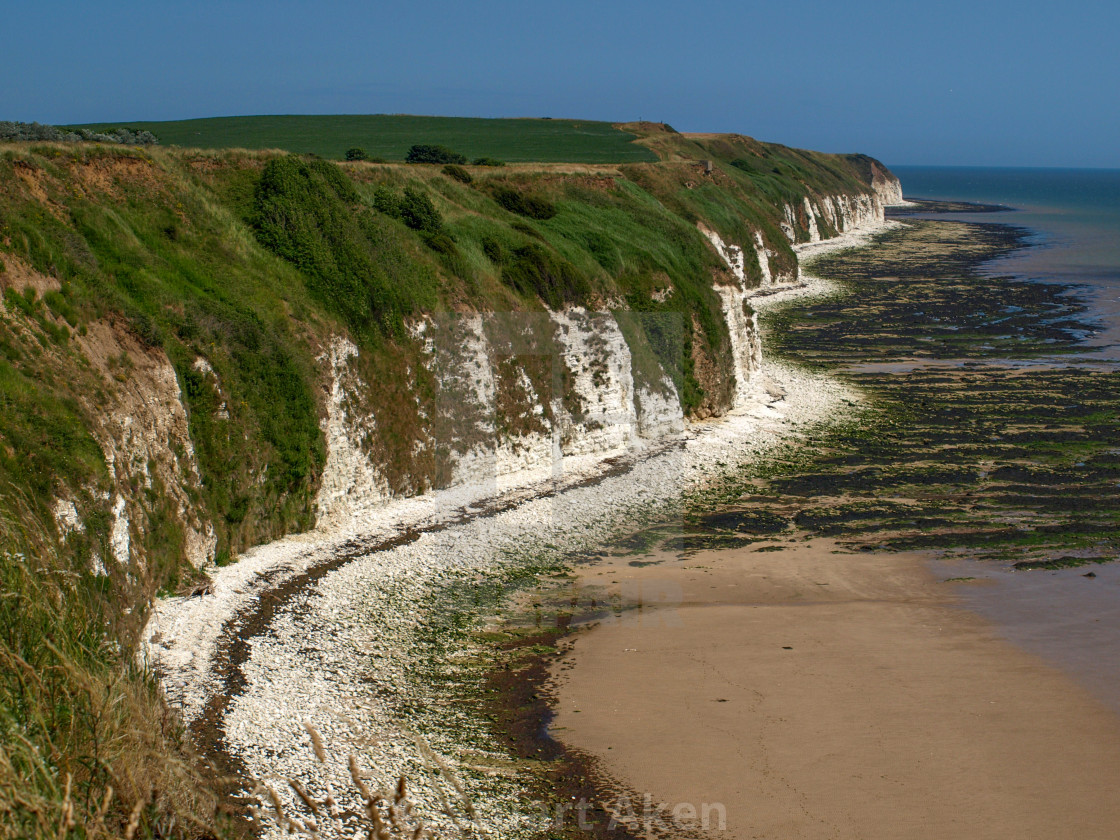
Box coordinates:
[66,114,659,163]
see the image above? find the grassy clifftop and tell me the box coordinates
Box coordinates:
[67,114,661,163]
[0,124,896,838]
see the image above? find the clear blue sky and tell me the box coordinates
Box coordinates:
[5,0,1118,168]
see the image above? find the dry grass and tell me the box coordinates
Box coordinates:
[249,724,434,840]
[0,495,229,840]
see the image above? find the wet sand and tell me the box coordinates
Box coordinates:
[550,540,1120,838]
[935,558,1120,716]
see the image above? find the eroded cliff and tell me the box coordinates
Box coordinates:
[0,131,900,596]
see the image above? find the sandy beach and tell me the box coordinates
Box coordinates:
[550,539,1120,838]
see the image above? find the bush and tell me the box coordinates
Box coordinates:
[473,157,506,167]
[502,243,589,309]
[370,187,438,233]
[372,185,402,216]
[252,155,434,338]
[400,188,442,233]
[441,163,472,184]
[421,230,457,255]
[405,143,467,165]
[372,186,442,234]
[493,186,556,220]
[345,147,368,161]
[481,235,505,264]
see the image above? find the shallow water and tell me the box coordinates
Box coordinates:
[892,166,1120,358]
[932,558,1120,715]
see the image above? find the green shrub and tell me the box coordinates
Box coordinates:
[127,309,164,349]
[441,163,472,183]
[400,187,442,233]
[472,157,506,167]
[0,120,159,145]
[252,155,435,338]
[421,230,457,255]
[345,147,368,161]
[481,235,505,264]
[502,243,589,309]
[493,187,556,220]
[372,185,403,216]
[372,185,442,233]
[405,143,467,164]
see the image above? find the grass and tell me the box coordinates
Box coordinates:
[252,155,439,340]
[0,144,327,561]
[66,115,660,164]
[0,505,227,840]
[252,724,436,838]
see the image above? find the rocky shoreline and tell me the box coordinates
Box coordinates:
[144,219,899,837]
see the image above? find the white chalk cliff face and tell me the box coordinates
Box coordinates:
[550,308,639,455]
[69,321,216,571]
[308,184,898,529]
[66,176,897,547]
[782,179,904,246]
[697,183,900,409]
[699,224,764,404]
[872,168,905,206]
[313,307,690,526]
[313,337,392,529]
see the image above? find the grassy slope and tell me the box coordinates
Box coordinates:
[66,114,660,163]
[0,123,891,838]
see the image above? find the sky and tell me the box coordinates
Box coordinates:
[4,0,1118,168]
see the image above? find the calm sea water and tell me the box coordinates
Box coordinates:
[890,166,1120,358]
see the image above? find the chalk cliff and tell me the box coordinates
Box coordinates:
[0,130,901,590]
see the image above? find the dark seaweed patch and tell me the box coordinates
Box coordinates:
[682,219,1120,568]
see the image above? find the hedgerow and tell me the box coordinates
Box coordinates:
[0,120,158,145]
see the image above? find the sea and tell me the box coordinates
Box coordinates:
[890,165,1120,710]
[890,166,1120,360]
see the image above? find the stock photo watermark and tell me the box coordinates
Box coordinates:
[520,793,728,835]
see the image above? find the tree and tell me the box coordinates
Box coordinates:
[405,144,467,165]
[345,147,368,161]
[400,187,442,232]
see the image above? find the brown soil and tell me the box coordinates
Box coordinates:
[10,159,67,219]
[0,254,62,295]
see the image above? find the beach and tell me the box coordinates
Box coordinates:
[550,539,1120,838]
